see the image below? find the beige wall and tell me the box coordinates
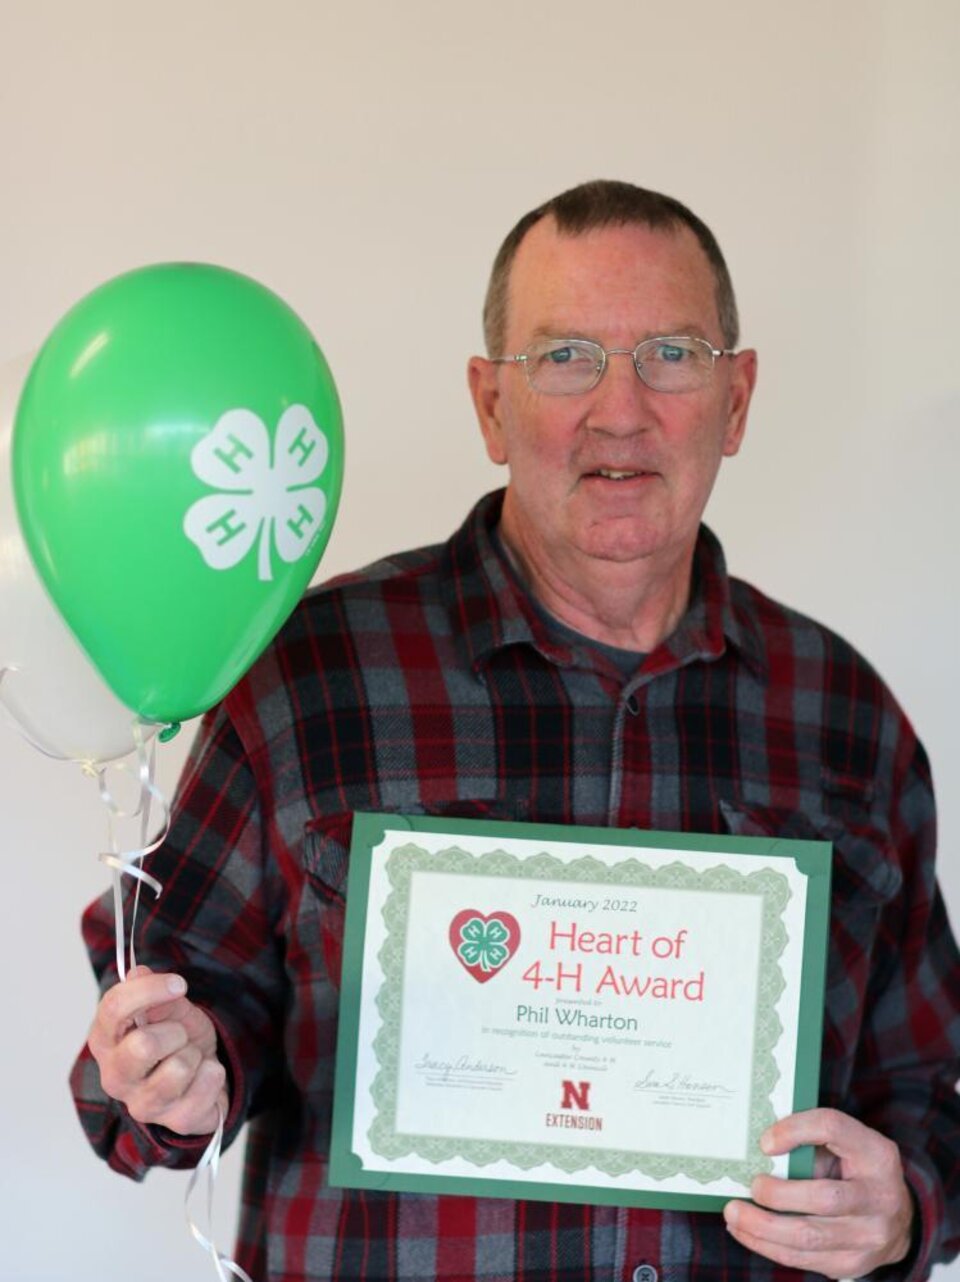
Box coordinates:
[1,1,957,1277]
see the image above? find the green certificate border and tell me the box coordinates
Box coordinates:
[330,813,831,1212]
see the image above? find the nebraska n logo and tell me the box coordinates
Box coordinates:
[560,1079,591,1111]
[546,1079,603,1134]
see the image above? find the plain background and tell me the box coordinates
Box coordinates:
[1,2,957,1278]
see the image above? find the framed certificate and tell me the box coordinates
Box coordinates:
[329,813,831,1211]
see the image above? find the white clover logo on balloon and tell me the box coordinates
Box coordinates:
[184,405,330,582]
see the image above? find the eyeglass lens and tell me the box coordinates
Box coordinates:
[525,338,716,395]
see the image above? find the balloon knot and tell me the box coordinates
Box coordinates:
[159,722,181,744]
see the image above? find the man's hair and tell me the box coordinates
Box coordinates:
[482,178,740,356]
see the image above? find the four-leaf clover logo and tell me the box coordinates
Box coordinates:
[184,404,330,582]
[448,910,520,983]
[457,916,511,973]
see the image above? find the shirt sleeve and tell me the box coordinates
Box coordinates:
[69,702,287,1179]
[848,739,960,1280]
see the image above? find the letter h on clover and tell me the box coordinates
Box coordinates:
[184,404,330,582]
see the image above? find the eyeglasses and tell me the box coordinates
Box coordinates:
[491,336,736,396]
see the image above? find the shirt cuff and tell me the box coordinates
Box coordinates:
[868,1155,942,1282]
[137,1008,248,1165]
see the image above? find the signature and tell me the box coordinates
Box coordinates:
[414,1052,517,1091]
[633,1070,735,1097]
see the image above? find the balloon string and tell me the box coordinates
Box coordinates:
[93,727,169,982]
[0,672,168,982]
[94,731,257,1281]
[2,686,253,1281]
[186,1108,255,1282]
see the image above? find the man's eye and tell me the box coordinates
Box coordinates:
[546,346,576,365]
[657,344,688,363]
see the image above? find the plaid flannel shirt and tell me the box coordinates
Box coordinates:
[71,489,960,1282]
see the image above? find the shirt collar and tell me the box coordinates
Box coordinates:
[443,489,767,679]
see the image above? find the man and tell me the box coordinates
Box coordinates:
[74,181,960,1280]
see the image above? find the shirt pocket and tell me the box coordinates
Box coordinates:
[302,814,353,990]
[719,791,903,1104]
[302,799,528,990]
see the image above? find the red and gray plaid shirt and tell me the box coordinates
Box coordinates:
[71,490,960,1282]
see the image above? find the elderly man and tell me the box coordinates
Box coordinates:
[74,180,960,1281]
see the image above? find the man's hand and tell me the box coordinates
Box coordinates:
[87,964,228,1136]
[723,1108,914,1279]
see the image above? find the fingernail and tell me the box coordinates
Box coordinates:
[759,1132,774,1154]
[167,975,187,996]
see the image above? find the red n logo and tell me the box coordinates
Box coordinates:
[560,1080,591,1111]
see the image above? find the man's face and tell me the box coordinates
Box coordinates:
[469,217,757,582]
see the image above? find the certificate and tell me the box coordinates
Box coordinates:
[329,813,831,1211]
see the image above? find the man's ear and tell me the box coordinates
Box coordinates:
[468,356,508,465]
[721,348,758,458]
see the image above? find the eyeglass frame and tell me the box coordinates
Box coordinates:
[489,335,738,396]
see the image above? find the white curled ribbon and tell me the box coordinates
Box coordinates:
[2,676,254,1280]
[95,728,256,1282]
[91,722,170,983]
[186,1107,255,1282]
[0,667,167,982]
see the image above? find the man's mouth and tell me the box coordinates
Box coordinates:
[587,468,654,481]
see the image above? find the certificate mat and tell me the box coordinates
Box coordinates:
[330,813,831,1211]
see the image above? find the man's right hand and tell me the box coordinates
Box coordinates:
[87,964,228,1136]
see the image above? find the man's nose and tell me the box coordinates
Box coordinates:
[586,349,655,432]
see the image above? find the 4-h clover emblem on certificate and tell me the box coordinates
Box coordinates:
[449,909,521,982]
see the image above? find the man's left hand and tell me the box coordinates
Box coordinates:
[723,1108,914,1279]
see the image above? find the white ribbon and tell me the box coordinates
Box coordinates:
[0,666,167,982]
[185,1108,255,1282]
[3,673,255,1280]
[92,724,170,982]
[95,728,255,1281]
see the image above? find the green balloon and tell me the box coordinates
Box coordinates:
[13,263,344,724]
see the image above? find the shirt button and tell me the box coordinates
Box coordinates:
[632,1267,658,1282]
